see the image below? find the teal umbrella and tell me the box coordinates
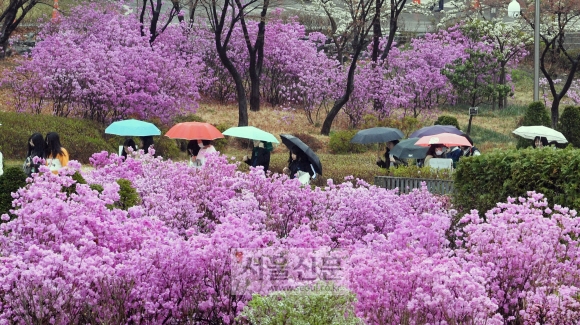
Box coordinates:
[390,138,430,159]
[223,126,279,143]
[105,119,161,136]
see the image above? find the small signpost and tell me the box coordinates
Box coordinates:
[467,107,478,135]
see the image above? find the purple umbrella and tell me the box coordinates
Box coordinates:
[409,125,465,138]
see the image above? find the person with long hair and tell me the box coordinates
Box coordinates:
[24,132,45,176]
[376,140,405,169]
[533,136,549,148]
[139,136,155,155]
[283,146,313,180]
[45,132,69,174]
[122,138,136,160]
[187,139,201,167]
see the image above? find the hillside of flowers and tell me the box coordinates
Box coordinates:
[1,151,579,324]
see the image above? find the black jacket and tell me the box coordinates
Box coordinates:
[244,147,271,172]
[24,150,44,176]
[288,159,313,179]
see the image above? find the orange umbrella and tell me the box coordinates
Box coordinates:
[415,133,472,147]
[165,122,224,140]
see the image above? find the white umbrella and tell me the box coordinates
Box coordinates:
[512,126,568,144]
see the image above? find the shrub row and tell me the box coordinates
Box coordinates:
[453,147,580,215]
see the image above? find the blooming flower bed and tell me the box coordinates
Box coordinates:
[1,151,579,324]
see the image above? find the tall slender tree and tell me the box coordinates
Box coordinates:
[520,0,580,128]
[234,0,269,112]
[320,0,381,135]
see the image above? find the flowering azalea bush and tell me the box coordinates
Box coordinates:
[2,3,202,123]
[1,152,580,324]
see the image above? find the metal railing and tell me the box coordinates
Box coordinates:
[374,176,454,195]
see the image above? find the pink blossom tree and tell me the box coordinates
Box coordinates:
[2,3,202,124]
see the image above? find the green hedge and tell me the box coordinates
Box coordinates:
[558,106,580,148]
[434,115,460,130]
[0,111,116,163]
[0,167,27,221]
[453,147,580,216]
[238,285,362,325]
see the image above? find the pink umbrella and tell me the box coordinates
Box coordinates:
[415,133,472,147]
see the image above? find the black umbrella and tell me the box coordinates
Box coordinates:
[280,134,322,175]
[390,138,430,159]
[409,125,465,138]
[350,127,404,144]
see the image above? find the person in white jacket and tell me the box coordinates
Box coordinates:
[194,140,217,168]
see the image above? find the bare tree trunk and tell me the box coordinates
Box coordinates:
[237,0,268,112]
[380,0,407,61]
[1,1,35,58]
[321,45,364,135]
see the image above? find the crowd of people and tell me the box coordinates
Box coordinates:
[376,135,481,170]
[2,130,552,182]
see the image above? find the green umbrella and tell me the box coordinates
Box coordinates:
[223,126,279,144]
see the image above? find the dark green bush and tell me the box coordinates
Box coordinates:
[453,147,580,218]
[89,183,104,193]
[115,179,140,210]
[0,111,116,163]
[0,167,27,221]
[238,284,362,325]
[558,106,580,148]
[62,171,88,197]
[213,123,230,153]
[434,115,460,130]
[329,130,367,154]
[516,101,551,149]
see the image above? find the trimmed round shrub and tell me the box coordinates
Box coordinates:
[0,167,27,221]
[516,101,551,148]
[116,178,140,210]
[434,115,460,130]
[558,106,580,148]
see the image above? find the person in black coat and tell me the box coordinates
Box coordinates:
[243,140,272,173]
[139,136,155,155]
[376,140,405,169]
[24,132,45,176]
[283,146,313,179]
[122,138,136,160]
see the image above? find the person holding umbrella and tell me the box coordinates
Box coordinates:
[279,134,322,185]
[533,136,549,148]
[283,146,314,181]
[187,140,201,167]
[122,138,136,160]
[243,141,273,173]
[376,140,406,169]
[195,140,217,168]
[139,136,155,155]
